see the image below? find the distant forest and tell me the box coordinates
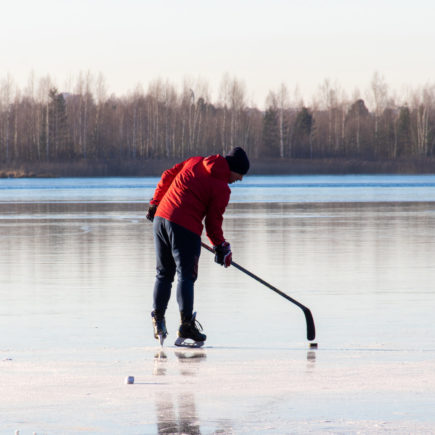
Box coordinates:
[1,71,435,176]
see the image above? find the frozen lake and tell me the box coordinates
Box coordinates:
[1,175,435,434]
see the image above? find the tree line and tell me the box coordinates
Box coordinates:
[1,71,434,165]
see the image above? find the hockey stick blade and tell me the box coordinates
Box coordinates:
[302,307,316,341]
[201,242,316,341]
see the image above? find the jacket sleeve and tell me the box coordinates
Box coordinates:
[204,183,231,246]
[150,160,185,205]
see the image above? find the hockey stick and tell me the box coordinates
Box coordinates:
[201,242,316,341]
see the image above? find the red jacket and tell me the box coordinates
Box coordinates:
[150,154,231,246]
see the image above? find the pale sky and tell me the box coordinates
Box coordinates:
[2,0,435,107]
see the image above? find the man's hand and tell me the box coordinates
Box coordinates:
[213,242,232,268]
[146,204,157,222]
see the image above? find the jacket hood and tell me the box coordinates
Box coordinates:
[202,154,230,182]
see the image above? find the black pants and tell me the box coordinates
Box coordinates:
[153,216,201,318]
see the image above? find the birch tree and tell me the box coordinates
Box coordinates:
[37,75,53,161]
[412,86,433,156]
[266,84,290,158]
[0,75,16,162]
[369,71,389,156]
[218,74,247,154]
[94,72,108,158]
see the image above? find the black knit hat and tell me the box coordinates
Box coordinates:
[225,147,250,175]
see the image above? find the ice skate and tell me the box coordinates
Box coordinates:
[151,311,168,346]
[174,312,206,348]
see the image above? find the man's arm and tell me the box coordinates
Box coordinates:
[205,189,233,268]
[150,160,186,206]
[146,160,186,222]
[204,184,230,246]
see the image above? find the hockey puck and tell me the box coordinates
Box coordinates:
[125,376,135,384]
[309,342,318,349]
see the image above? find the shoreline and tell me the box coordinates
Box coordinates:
[1,157,435,178]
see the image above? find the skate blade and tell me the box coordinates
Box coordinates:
[155,333,167,347]
[174,337,204,348]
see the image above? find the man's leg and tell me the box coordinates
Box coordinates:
[153,217,176,316]
[165,220,201,319]
[164,220,206,346]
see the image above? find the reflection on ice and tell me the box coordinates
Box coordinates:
[307,350,317,363]
[175,351,207,377]
[155,392,201,435]
[153,349,212,435]
[153,349,207,379]
[175,351,207,363]
[153,351,168,376]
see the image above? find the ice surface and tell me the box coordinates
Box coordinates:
[2,346,435,434]
[1,177,435,434]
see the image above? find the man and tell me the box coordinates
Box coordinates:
[146,147,250,347]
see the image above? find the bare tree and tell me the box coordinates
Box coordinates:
[94,72,108,158]
[411,85,433,156]
[369,71,389,156]
[266,83,290,158]
[24,72,42,160]
[318,79,346,155]
[37,75,54,161]
[0,75,16,162]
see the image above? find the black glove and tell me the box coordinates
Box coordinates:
[146,204,157,222]
[213,242,232,268]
